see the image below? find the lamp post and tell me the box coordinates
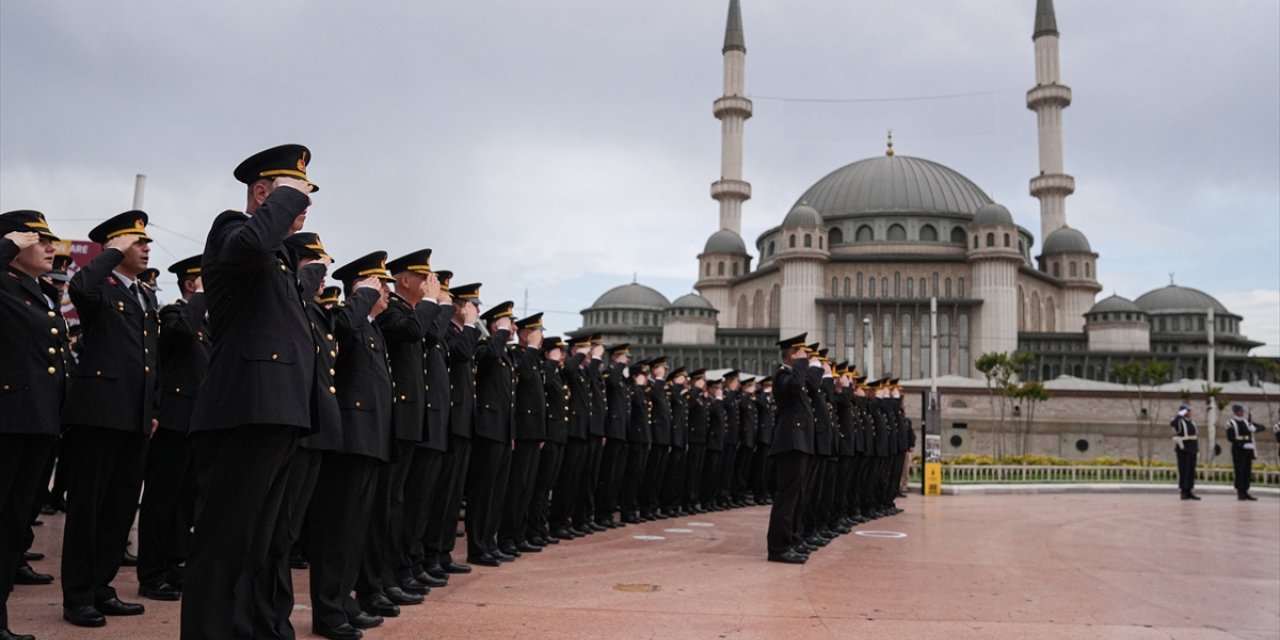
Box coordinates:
[1207,306,1217,465]
[863,315,874,379]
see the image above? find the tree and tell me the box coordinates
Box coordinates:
[1251,358,1280,465]
[1006,381,1050,456]
[1111,359,1172,465]
[975,351,1034,457]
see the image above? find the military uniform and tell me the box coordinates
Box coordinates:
[682,372,710,512]
[577,343,608,530]
[659,370,690,514]
[595,345,632,526]
[1224,406,1261,500]
[619,363,651,523]
[467,301,516,565]
[767,334,816,563]
[528,337,571,545]
[641,365,672,519]
[499,314,549,554]
[549,338,592,538]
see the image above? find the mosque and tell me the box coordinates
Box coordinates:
[572,0,1266,386]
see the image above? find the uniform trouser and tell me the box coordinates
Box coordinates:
[766,452,809,556]
[1232,449,1253,497]
[595,438,628,522]
[401,447,446,579]
[181,424,297,640]
[575,437,604,528]
[549,439,586,531]
[33,435,59,511]
[305,453,378,634]
[259,445,323,640]
[683,444,706,507]
[640,445,668,513]
[800,455,823,535]
[700,449,722,507]
[528,441,564,540]
[423,435,470,567]
[355,454,396,599]
[377,440,418,589]
[61,425,149,610]
[733,445,753,500]
[619,442,649,515]
[1175,441,1198,496]
[466,438,508,557]
[834,456,854,520]
[718,445,737,502]
[660,446,686,509]
[750,445,772,500]
[138,428,194,588]
[499,440,541,547]
[0,434,55,630]
[853,455,871,512]
[816,458,838,528]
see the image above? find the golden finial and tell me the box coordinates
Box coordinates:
[885,129,895,157]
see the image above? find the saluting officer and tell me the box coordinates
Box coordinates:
[0,211,68,640]
[576,335,609,533]
[136,254,209,603]
[60,210,158,628]
[751,376,776,505]
[767,334,816,564]
[642,357,673,520]
[683,369,710,513]
[182,144,320,640]
[595,343,632,528]
[549,336,592,540]
[467,301,518,566]
[528,336,571,546]
[500,313,549,556]
[659,366,690,516]
[1170,405,1199,500]
[1224,404,1262,501]
[619,360,652,524]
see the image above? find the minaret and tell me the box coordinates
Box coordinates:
[1027,0,1074,246]
[711,0,752,234]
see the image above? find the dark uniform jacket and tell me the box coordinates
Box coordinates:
[768,361,816,457]
[378,293,444,442]
[564,354,590,441]
[324,288,393,461]
[0,238,68,435]
[62,247,158,434]
[722,390,739,450]
[754,392,775,450]
[627,381,650,444]
[872,399,891,457]
[447,322,481,439]
[853,396,871,454]
[512,345,547,441]
[603,361,630,440]
[648,379,672,447]
[156,292,211,435]
[420,306,457,452]
[737,392,758,449]
[808,371,834,457]
[668,382,688,449]
[686,387,709,446]
[473,329,514,443]
[299,282,341,449]
[834,390,856,457]
[193,188,319,432]
[587,359,607,438]
[543,359,570,445]
[706,396,726,452]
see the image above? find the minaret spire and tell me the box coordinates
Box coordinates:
[1027,0,1074,246]
[711,0,752,235]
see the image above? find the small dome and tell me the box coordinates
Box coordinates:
[1042,226,1092,254]
[781,203,823,228]
[971,203,1014,227]
[590,282,671,310]
[669,293,716,311]
[702,229,748,255]
[1135,284,1230,315]
[1088,295,1141,315]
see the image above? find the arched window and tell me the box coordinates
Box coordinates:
[717,261,725,276]
[932,272,939,298]
[958,278,966,298]
[818,236,823,249]
[939,314,952,376]
[958,313,971,376]
[736,295,749,327]
[752,290,764,327]
[1032,291,1042,330]
[829,227,844,244]
[769,284,781,326]
[951,227,966,243]
[831,277,839,297]
[919,277,927,298]
[732,262,739,276]
[919,314,931,378]
[856,273,864,297]
[843,277,851,297]
[894,272,901,298]
[881,277,888,298]
[986,232,995,247]
[907,277,914,298]
[1052,262,1060,278]
[1046,297,1057,331]
[945,278,952,299]
[803,233,812,248]
[1018,285,1026,331]
[1085,261,1091,278]
[825,312,837,347]
[1069,261,1078,277]
[887,224,906,241]
[788,234,796,248]
[705,262,711,276]
[868,281,876,299]
[1003,233,1011,247]
[973,235,979,249]
[882,313,894,374]
[901,314,913,379]
[920,224,938,242]
[767,240,775,257]
[856,225,874,242]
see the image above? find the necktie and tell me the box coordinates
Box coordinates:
[129,283,147,310]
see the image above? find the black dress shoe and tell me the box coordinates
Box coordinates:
[423,564,449,580]
[491,549,515,562]
[22,551,43,561]
[63,605,106,628]
[767,550,808,564]
[497,544,521,557]
[587,522,607,532]
[14,565,53,585]
[1,627,36,640]
[120,550,138,567]
[139,581,182,601]
[315,623,363,640]
[467,553,500,567]
[516,541,542,553]
[442,560,472,574]
[414,572,448,588]
[358,594,400,617]
[96,597,145,616]
[398,578,429,595]
[348,611,383,629]
[384,586,424,605]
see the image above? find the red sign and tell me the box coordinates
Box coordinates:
[52,240,101,324]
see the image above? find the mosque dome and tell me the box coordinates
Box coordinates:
[589,282,671,311]
[781,203,823,228]
[669,293,716,310]
[1134,284,1230,315]
[790,154,992,220]
[1088,295,1141,315]
[971,202,1015,227]
[1041,226,1092,254]
[702,229,748,255]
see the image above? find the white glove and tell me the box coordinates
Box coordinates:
[1243,443,1255,451]
[1172,436,1184,450]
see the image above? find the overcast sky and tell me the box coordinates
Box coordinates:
[2,0,1277,355]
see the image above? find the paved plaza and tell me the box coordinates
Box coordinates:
[10,493,1278,640]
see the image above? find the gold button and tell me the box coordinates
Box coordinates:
[145,366,150,373]
[330,350,337,358]
[355,401,362,408]
[329,369,336,376]
[51,327,59,336]
[326,334,334,341]
[47,310,56,318]
[329,386,336,394]
[48,366,56,374]
[400,395,407,401]
[48,347,56,355]
[175,388,181,393]
[96,371,102,376]
[271,354,279,360]
[143,330,148,337]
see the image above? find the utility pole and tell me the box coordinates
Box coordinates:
[132,174,147,209]
[1207,306,1217,465]
[863,315,874,379]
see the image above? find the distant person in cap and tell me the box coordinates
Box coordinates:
[529,335,572,546]
[575,335,609,533]
[1169,405,1199,500]
[658,365,690,516]
[641,357,673,520]
[181,143,322,640]
[595,343,633,528]
[682,369,711,514]
[752,376,777,506]
[467,301,518,566]
[57,210,157,628]
[499,313,549,556]
[548,335,594,541]
[767,333,816,564]
[0,211,69,640]
[618,359,651,524]
[136,254,209,603]
[701,375,728,511]
[1224,404,1263,501]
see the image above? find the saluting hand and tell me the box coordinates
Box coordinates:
[422,272,441,299]
[355,276,381,292]
[4,231,40,249]
[273,176,314,195]
[462,303,479,325]
[105,234,140,252]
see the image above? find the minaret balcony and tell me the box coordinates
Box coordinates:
[1029,173,1075,197]
[1026,84,1072,109]
[713,96,754,119]
[711,179,752,201]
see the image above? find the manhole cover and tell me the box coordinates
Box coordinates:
[632,535,666,541]
[664,528,693,533]
[613,583,662,593]
[854,530,908,539]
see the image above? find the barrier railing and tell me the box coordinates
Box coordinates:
[907,464,1280,487]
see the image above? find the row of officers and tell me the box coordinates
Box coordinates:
[0,144,913,640]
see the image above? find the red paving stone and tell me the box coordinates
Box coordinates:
[9,493,1278,639]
